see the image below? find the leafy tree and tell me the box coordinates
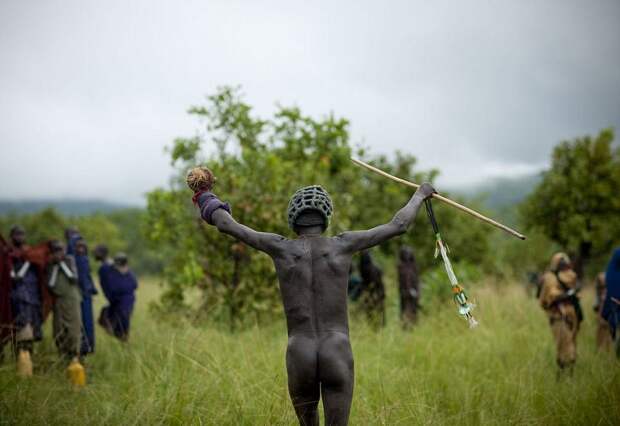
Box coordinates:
[145,86,492,328]
[107,209,163,275]
[521,129,620,276]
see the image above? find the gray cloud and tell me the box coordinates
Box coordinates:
[1,0,618,204]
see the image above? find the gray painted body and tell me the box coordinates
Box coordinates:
[208,183,434,425]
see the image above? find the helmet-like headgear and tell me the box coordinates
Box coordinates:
[550,252,571,272]
[287,185,333,231]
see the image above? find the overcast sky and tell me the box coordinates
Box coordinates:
[1,0,619,205]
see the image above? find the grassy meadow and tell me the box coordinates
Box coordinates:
[1,276,619,425]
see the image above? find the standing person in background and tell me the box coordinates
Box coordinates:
[47,241,82,361]
[398,246,420,328]
[593,272,612,351]
[74,239,98,356]
[359,250,386,328]
[65,228,98,356]
[347,264,362,302]
[539,252,583,377]
[602,248,620,358]
[0,232,12,364]
[98,253,138,342]
[3,226,45,376]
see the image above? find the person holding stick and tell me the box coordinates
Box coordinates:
[187,166,435,426]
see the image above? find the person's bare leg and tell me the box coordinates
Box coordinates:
[286,334,320,426]
[318,332,354,426]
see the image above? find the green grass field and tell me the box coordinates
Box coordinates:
[1,278,618,425]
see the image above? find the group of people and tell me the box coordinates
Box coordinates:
[348,244,620,379]
[538,249,620,378]
[0,225,138,382]
[348,246,421,329]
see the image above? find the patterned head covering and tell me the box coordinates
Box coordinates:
[287,185,333,231]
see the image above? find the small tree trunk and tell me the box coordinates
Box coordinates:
[573,241,592,281]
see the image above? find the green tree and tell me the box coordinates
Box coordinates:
[521,129,620,276]
[145,86,492,328]
[107,209,163,275]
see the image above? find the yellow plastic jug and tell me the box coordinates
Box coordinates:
[66,357,86,387]
[17,349,33,377]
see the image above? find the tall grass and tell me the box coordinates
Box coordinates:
[1,278,618,425]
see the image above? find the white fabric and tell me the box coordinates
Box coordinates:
[48,265,59,288]
[59,261,74,279]
[17,261,31,279]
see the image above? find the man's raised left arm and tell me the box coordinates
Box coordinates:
[195,191,286,255]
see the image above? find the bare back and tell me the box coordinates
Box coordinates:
[272,236,353,335]
[209,183,433,336]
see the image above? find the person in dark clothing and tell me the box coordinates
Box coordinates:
[359,250,386,328]
[7,226,45,376]
[0,232,12,364]
[74,239,98,355]
[347,264,362,302]
[398,246,420,328]
[98,253,138,342]
[602,247,620,357]
[65,229,98,355]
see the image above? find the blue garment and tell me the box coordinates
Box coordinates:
[76,254,97,297]
[195,191,232,225]
[99,267,137,341]
[68,233,98,355]
[10,256,43,342]
[98,262,113,300]
[602,248,620,338]
[66,234,80,256]
[76,254,97,355]
[80,296,95,354]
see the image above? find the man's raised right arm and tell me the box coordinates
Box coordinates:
[337,183,435,254]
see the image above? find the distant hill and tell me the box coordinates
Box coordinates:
[458,173,543,210]
[1,174,541,218]
[0,199,137,216]
[450,173,543,227]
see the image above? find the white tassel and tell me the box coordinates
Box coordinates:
[467,315,479,329]
[17,261,30,279]
[59,261,74,279]
[48,265,59,288]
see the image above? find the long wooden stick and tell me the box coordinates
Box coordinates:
[351,157,526,240]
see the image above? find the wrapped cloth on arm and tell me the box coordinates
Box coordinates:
[192,191,232,225]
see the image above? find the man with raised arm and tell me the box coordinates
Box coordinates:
[187,166,435,426]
